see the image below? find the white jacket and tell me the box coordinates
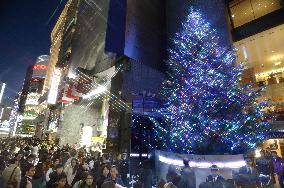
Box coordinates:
[46,168,53,182]
[64,164,76,185]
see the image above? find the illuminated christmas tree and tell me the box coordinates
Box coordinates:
[158,8,270,154]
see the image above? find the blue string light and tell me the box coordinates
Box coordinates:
[152,8,271,154]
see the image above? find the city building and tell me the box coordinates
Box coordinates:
[17,55,49,135]
[44,0,230,157]
[43,0,76,94]
[46,0,284,159]
[226,0,284,156]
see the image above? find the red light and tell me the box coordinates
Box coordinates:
[33,64,47,70]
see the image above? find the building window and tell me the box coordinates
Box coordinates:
[229,0,282,28]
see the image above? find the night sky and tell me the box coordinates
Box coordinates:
[0,0,67,104]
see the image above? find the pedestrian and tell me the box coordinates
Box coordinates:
[234,157,260,188]
[166,165,180,186]
[178,158,196,188]
[2,158,21,188]
[46,158,60,182]
[97,165,110,188]
[271,151,284,188]
[89,152,101,180]
[78,172,96,188]
[32,162,46,188]
[71,161,90,186]
[107,165,124,186]
[20,154,36,175]
[55,173,70,188]
[20,163,35,188]
[140,160,153,188]
[47,164,66,188]
[120,153,129,186]
[64,158,78,186]
[256,150,274,187]
[205,165,225,188]
[102,181,116,188]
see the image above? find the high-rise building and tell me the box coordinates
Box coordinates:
[19,55,49,112]
[17,55,49,135]
[43,0,75,94]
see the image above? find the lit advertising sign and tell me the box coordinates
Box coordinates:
[33,64,47,70]
[47,68,61,104]
[25,93,40,105]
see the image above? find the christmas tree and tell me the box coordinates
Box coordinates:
[157,8,270,154]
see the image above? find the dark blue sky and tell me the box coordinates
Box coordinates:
[0,0,67,104]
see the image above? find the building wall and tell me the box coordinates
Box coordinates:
[123,0,166,70]
[19,65,33,113]
[68,0,112,77]
[57,103,101,146]
[43,0,72,94]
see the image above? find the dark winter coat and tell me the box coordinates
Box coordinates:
[272,156,284,175]
[177,166,196,188]
[234,165,259,188]
[105,177,125,187]
[97,175,109,188]
[256,157,273,175]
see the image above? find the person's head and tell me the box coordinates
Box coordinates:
[101,165,110,177]
[110,165,118,179]
[27,154,36,163]
[56,173,67,188]
[122,153,127,160]
[102,154,109,161]
[15,153,22,161]
[81,161,89,170]
[102,181,115,188]
[183,158,189,167]
[260,150,265,157]
[245,157,253,166]
[84,173,94,186]
[53,158,60,166]
[271,151,278,158]
[25,163,36,177]
[117,154,122,160]
[210,165,219,175]
[56,164,64,174]
[71,158,78,168]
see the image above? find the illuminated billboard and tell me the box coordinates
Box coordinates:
[47,68,61,104]
[25,93,40,105]
[32,55,49,78]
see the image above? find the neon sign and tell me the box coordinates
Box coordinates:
[33,64,47,70]
[47,68,61,104]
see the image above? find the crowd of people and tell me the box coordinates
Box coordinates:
[160,149,284,188]
[0,137,129,188]
[1,137,284,188]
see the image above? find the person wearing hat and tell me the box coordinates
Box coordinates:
[206,165,225,186]
[234,157,260,188]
